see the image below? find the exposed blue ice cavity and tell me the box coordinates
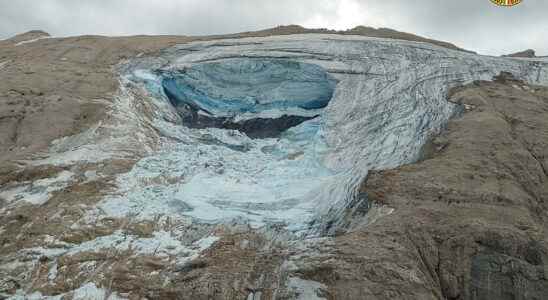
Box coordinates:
[160,59,337,118]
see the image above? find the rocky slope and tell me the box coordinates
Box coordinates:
[0,27,547,300]
[347,73,548,299]
[503,49,537,58]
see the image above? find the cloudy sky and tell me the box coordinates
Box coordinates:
[0,0,546,55]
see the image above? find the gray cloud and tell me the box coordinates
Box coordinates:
[0,0,546,55]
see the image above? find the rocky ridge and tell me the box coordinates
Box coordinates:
[503,49,537,58]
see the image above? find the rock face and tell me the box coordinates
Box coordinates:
[351,75,548,299]
[225,25,474,53]
[503,49,536,58]
[5,30,50,45]
[0,27,548,300]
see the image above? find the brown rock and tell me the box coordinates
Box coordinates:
[502,49,536,58]
[332,75,548,299]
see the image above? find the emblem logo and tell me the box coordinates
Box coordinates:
[490,0,522,6]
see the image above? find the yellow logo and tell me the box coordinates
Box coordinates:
[490,0,522,6]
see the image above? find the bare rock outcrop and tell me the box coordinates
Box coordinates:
[345,75,548,299]
[5,30,50,44]
[503,49,536,58]
[228,25,473,53]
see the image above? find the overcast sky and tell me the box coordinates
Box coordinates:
[1,0,546,56]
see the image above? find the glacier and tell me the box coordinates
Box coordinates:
[85,34,548,236]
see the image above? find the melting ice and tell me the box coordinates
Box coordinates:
[98,34,548,235]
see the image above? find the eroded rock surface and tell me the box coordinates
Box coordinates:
[503,49,537,58]
[342,76,548,299]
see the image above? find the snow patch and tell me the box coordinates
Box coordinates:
[48,262,58,282]
[287,277,327,300]
[20,230,219,267]
[72,282,125,300]
[0,60,8,70]
[9,283,127,300]
[0,171,74,205]
[14,36,50,46]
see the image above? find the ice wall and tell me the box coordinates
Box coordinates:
[161,59,337,118]
[158,59,337,138]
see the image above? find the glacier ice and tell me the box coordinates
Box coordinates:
[94,34,548,236]
[161,59,337,117]
[159,59,337,138]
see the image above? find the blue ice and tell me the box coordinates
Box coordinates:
[159,59,337,118]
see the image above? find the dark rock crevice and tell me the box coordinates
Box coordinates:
[168,101,319,139]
